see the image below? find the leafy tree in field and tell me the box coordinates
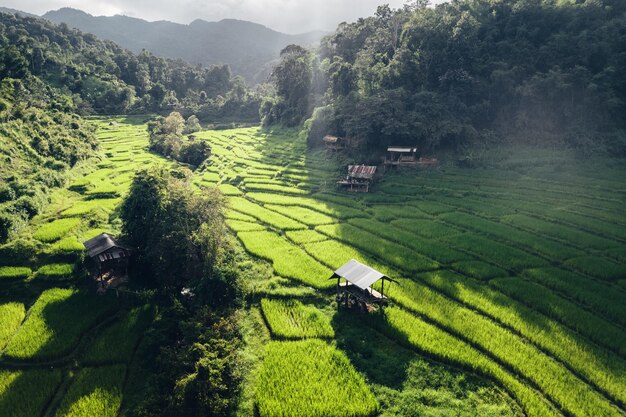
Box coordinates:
[148,112,211,168]
[120,169,245,417]
[120,168,236,302]
[184,115,202,134]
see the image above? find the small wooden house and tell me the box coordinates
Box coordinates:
[337,165,377,192]
[323,135,348,151]
[330,259,398,310]
[384,146,419,167]
[83,233,131,289]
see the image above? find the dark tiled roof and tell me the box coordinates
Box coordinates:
[83,233,129,258]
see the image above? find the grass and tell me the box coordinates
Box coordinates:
[265,204,336,226]
[237,231,333,289]
[260,299,334,339]
[0,302,25,349]
[416,271,626,406]
[33,218,82,242]
[0,266,32,279]
[54,365,125,417]
[501,214,619,251]
[46,236,85,255]
[490,277,626,357]
[316,223,440,273]
[256,340,378,417]
[441,234,545,272]
[389,278,621,417]
[285,229,328,244]
[564,256,626,281]
[229,197,306,230]
[521,267,626,327]
[246,192,366,219]
[452,260,507,280]
[36,263,75,279]
[0,369,63,417]
[83,306,153,364]
[382,307,560,417]
[3,288,114,360]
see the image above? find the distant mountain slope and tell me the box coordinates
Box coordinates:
[0,6,37,18]
[42,7,326,84]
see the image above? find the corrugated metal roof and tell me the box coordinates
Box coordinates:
[348,165,377,179]
[332,259,389,290]
[83,233,129,258]
[388,147,417,153]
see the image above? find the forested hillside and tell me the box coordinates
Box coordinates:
[41,7,325,85]
[296,0,626,155]
[0,11,260,243]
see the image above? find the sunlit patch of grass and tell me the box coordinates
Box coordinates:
[0,369,63,417]
[3,288,114,360]
[237,231,332,289]
[0,302,25,349]
[36,263,75,279]
[260,298,334,339]
[53,365,125,417]
[46,236,85,256]
[265,204,336,226]
[285,229,328,245]
[0,266,32,280]
[256,340,378,417]
[33,218,82,242]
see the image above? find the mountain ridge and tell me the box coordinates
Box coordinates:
[37,7,326,84]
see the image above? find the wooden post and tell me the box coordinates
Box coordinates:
[381,278,385,299]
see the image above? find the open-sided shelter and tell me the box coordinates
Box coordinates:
[384,146,419,167]
[330,259,398,309]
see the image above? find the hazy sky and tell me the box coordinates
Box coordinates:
[1,0,445,33]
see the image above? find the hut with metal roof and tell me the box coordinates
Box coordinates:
[83,233,131,287]
[330,259,398,309]
[337,165,377,192]
[384,146,419,167]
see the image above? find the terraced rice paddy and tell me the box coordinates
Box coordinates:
[0,117,159,417]
[1,117,625,417]
[192,126,626,417]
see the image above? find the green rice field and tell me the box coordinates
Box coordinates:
[1,116,625,417]
[0,117,159,417]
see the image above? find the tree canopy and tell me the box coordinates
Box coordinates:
[277,0,626,155]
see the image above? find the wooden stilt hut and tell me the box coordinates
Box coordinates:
[83,233,131,293]
[330,259,398,310]
[337,165,377,192]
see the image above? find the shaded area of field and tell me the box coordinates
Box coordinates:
[198,125,626,417]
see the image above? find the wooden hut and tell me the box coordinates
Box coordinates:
[384,146,419,167]
[337,165,377,192]
[83,233,131,291]
[330,259,398,310]
[323,135,348,151]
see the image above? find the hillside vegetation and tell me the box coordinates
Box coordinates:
[265,0,626,155]
[42,7,325,85]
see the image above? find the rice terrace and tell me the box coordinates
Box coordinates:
[0,115,624,417]
[1,2,626,417]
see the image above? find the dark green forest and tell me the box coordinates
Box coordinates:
[264,0,626,156]
[0,11,261,242]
